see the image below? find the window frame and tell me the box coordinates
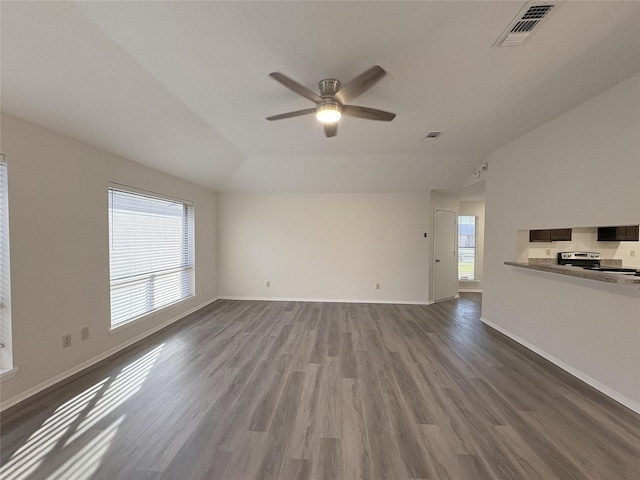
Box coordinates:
[108,184,195,332]
[0,154,14,376]
[457,215,477,282]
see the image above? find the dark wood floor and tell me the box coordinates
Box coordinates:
[1,294,639,479]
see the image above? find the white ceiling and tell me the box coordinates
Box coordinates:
[2,1,639,193]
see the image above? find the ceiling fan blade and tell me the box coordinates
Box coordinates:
[266,108,316,121]
[342,105,396,121]
[269,72,323,104]
[334,65,386,104]
[324,122,337,138]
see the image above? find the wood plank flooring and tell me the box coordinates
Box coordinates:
[1,294,639,479]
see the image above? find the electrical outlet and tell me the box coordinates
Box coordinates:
[266,281,270,288]
[631,250,636,257]
[546,249,551,257]
[62,334,71,348]
[81,327,89,341]
[376,283,381,290]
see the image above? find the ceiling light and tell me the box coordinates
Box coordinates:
[316,102,342,123]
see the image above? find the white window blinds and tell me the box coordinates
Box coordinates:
[0,158,12,368]
[108,187,194,327]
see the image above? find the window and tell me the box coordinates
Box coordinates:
[0,155,13,371]
[458,215,477,281]
[108,186,194,328]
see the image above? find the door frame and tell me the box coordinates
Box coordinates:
[433,208,458,302]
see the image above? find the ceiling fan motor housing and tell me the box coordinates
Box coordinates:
[318,78,341,98]
[316,79,343,122]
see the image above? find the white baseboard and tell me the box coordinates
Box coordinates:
[480,316,640,415]
[459,288,482,293]
[219,296,433,305]
[0,297,220,412]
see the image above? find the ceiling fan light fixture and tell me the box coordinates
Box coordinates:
[316,102,342,123]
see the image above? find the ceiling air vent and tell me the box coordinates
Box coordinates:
[422,131,443,140]
[494,1,561,47]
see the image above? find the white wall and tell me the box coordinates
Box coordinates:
[459,201,485,291]
[0,114,219,409]
[218,193,430,303]
[483,74,640,412]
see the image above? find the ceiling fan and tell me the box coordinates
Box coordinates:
[266,65,396,137]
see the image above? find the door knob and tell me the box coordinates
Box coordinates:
[435,259,441,263]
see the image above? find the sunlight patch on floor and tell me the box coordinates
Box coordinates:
[0,344,164,480]
[48,416,124,480]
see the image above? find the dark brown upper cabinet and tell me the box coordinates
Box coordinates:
[597,225,639,242]
[550,228,572,241]
[529,228,572,242]
[530,229,551,242]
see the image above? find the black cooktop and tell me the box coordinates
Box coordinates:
[583,266,640,276]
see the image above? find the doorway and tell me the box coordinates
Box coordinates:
[434,209,457,302]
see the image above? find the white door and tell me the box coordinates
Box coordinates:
[434,210,457,301]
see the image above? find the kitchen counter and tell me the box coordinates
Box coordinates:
[504,261,640,285]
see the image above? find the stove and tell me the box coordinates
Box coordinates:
[582,265,640,276]
[557,251,601,267]
[557,252,639,275]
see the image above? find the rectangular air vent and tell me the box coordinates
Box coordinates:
[494,1,561,47]
[423,131,443,140]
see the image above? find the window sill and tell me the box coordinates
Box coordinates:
[109,295,196,335]
[0,366,19,383]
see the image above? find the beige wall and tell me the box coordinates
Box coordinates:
[0,115,219,409]
[482,74,640,412]
[218,193,430,303]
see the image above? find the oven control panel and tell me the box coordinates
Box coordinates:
[559,252,601,260]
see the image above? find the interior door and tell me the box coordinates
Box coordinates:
[434,209,457,302]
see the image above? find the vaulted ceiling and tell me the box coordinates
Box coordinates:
[2,1,639,193]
